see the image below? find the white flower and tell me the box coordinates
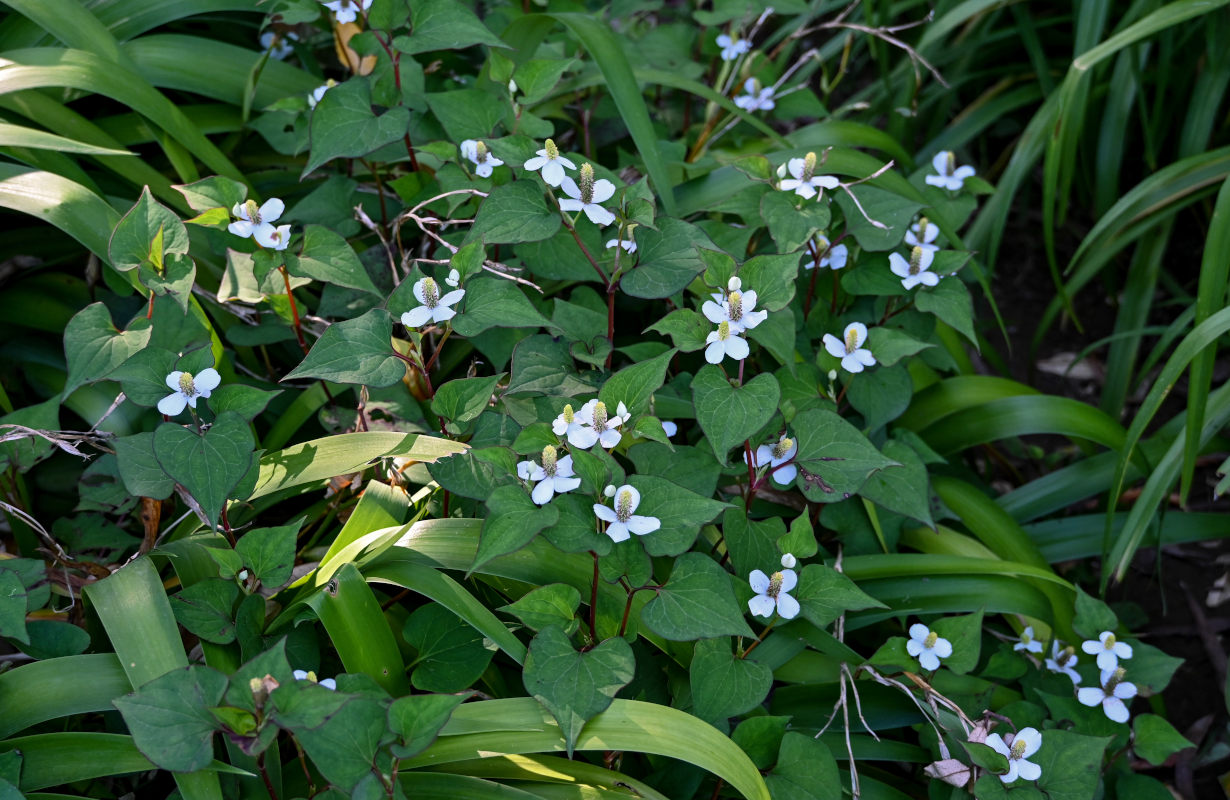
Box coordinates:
[985,728,1042,783]
[734,79,775,112]
[228,198,286,242]
[745,433,798,486]
[1045,640,1082,684]
[559,163,616,227]
[459,139,504,178]
[823,322,876,373]
[925,151,976,191]
[292,669,337,690]
[257,224,292,251]
[516,445,582,505]
[1081,630,1132,671]
[906,623,953,671]
[805,236,848,270]
[400,276,464,329]
[524,138,576,187]
[569,399,628,450]
[905,217,939,251]
[1013,626,1044,654]
[704,320,749,364]
[779,152,840,200]
[444,268,460,287]
[716,33,751,61]
[552,403,588,444]
[321,0,371,24]
[508,78,518,95]
[259,30,297,60]
[748,568,800,619]
[308,83,331,108]
[1077,666,1137,723]
[157,368,221,416]
[780,553,796,569]
[701,284,767,334]
[889,246,940,290]
[661,421,677,437]
[593,484,660,543]
[606,237,637,254]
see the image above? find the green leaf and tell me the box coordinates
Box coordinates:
[275,687,388,792]
[513,58,574,104]
[857,440,934,527]
[630,474,729,557]
[692,367,780,464]
[450,276,552,337]
[112,665,227,773]
[393,0,508,54]
[284,308,406,387]
[732,716,790,770]
[791,408,897,502]
[865,326,934,366]
[62,302,153,395]
[764,733,841,800]
[747,306,797,370]
[170,579,238,644]
[505,334,593,397]
[834,183,922,251]
[467,181,561,245]
[646,309,709,352]
[113,432,175,499]
[689,637,772,722]
[739,254,800,312]
[403,604,495,693]
[761,191,830,254]
[621,218,714,299]
[1072,587,1118,639]
[284,225,381,295]
[1031,730,1111,800]
[0,570,29,645]
[792,563,884,629]
[206,384,279,422]
[153,411,256,527]
[173,175,247,213]
[388,693,469,759]
[473,484,560,572]
[628,442,721,498]
[500,584,581,635]
[305,77,410,176]
[235,522,299,588]
[0,398,60,473]
[522,625,635,756]
[641,552,755,641]
[432,373,505,426]
[930,610,983,675]
[139,252,196,313]
[428,447,519,500]
[847,363,912,431]
[1132,714,1193,766]
[721,509,781,581]
[600,348,676,417]
[108,186,189,273]
[914,278,977,344]
[778,512,819,559]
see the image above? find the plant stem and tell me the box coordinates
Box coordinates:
[741,619,777,659]
[589,550,600,641]
[422,327,452,373]
[257,751,281,800]
[280,266,309,354]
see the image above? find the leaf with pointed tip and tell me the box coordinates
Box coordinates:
[304,77,410,176]
[692,367,780,464]
[690,637,772,722]
[392,0,509,54]
[467,181,560,245]
[641,552,754,641]
[284,224,381,295]
[764,733,841,800]
[621,218,714,299]
[109,185,189,272]
[62,302,153,396]
[153,412,255,527]
[285,308,406,387]
[792,564,884,629]
[791,408,897,502]
[112,665,228,772]
[857,440,935,527]
[472,485,559,572]
[389,693,470,759]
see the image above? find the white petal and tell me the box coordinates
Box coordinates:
[599,428,622,448]
[558,198,584,213]
[475,163,493,178]
[748,594,776,618]
[909,623,930,642]
[553,476,581,494]
[1102,697,1130,723]
[516,461,536,480]
[725,335,749,360]
[227,220,255,238]
[460,140,478,161]
[582,204,616,227]
[906,639,924,657]
[888,252,911,278]
[568,426,600,449]
[194,368,221,393]
[771,464,797,485]
[292,669,309,681]
[524,155,547,170]
[702,300,728,324]
[531,480,555,505]
[931,637,953,658]
[1113,641,1133,659]
[259,197,285,223]
[846,322,868,347]
[1113,681,1137,700]
[1076,687,1103,708]
[748,569,770,593]
[557,156,576,170]
[318,678,337,690]
[704,340,725,364]
[815,175,840,189]
[626,515,660,535]
[604,521,630,543]
[827,245,849,269]
[542,161,566,186]
[1000,762,1020,784]
[1096,651,1118,671]
[157,392,188,416]
[166,371,185,391]
[852,348,877,367]
[924,174,947,188]
[931,151,951,175]
[917,271,940,287]
[792,183,817,200]
[555,455,575,476]
[787,158,805,180]
[841,354,866,373]
[614,484,639,511]
[661,421,677,437]
[253,223,281,248]
[918,650,940,671]
[778,569,798,593]
[716,34,732,47]
[1015,728,1042,757]
[438,289,465,308]
[590,179,616,203]
[593,504,617,522]
[412,279,428,305]
[559,177,582,200]
[779,178,801,192]
[985,733,1011,759]
[953,165,976,180]
[402,306,433,329]
[775,592,800,620]
[1015,759,1041,782]
[822,334,846,359]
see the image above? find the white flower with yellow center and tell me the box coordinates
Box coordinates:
[593,484,660,542]
[1077,666,1137,723]
[516,445,582,505]
[1045,640,1082,684]
[321,0,371,24]
[889,245,940,290]
[1013,626,1044,654]
[460,139,504,178]
[734,79,775,112]
[906,623,953,671]
[985,728,1042,783]
[292,669,336,690]
[552,403,588,447]
[779,152,840,200]
[570,399,629,450]
[716,33,751,61]
[260,30,298,61]
[559,163,617,227]
[702,277,768,334]
[1081,630,1132,671]
[805,235,848,271]
[228,198,285,243]
[925,151,976,191]
[704,320,749,365]
[748,567,799,619]
[823,322,876,373]
[745,433,799,485]
[157,368,221,416]
[400,276,465,329]
[524,138,576,187]
[905,217,940,251]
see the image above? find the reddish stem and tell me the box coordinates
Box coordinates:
[281,266,309,354]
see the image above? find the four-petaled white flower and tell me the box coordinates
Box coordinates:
[925,151,976,191]
[890,246,940,290]
[524,138,576,187]
[570,399,628,450]
[716,33,751,61]
[594,484,660,542]
[292,669,337,690]
[1045,639,1082,684]
[806,236,848,270]
[748,567,800,619]
[734,79,775,112]
[260,30,298,60]
[460,139,504,178]
[704,320,749,364]
[559,163,616,226]
[1077,666,1136,723]
[321,0,371,24]
[229,198,286,245]
[552,403,588,446]
[1013,626,1044,654]
[745,433,798,486]
[400,276,464,329]
[702,277,768,334]
[986,728,1042,783]
[606,237,637,254]
[158,368,221,416]
[905,217,940,251]
[779,152,840,200]
[823,322,876,373]
[906,623,953,671]
[1081,630,1132,671]
[516,445,582,505]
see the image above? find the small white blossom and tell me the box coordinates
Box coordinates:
[823,322,876,373]
[552,403,587,445]
[925,151,976,191]
[258,224,292,251]
[905,217,940,251]
[524,138,576,187]
[660,421,677,437]
[158,368,221,416]
[780,553,796,569]
[1013,626,1044,654]
[906,623,952,671]
[889,246,940,290]
[805,236,848,270]
[459,139,504,178]
[1045,639,1082,684]
[293,669,337,690]
[228,198,285,242]
[716,33,751,61]
[606,237,637,254]
[594,484,660,542]
[516,445,581,505]
[308,82,331,108]
[570,399,628,450]
[734,79,775,112]
[704,320,749,364]
[779,152,839,200]
[400,276,464,329]
[748,568,799,619]
[1081,630,1132,671]
[444,268,460,287]
[701,284,767,334]
[745,433,798,486]
[1077,666,1136,723]
[559,163,616,227]
[260,30,298,60]
[321,0,371,24]
[986,728,1042,783]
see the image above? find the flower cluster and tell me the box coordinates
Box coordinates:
[745,432,798,486]
[320,0,371,24]
[524,141,619,228]
[460,139,504,178]
[228,198,291,251]
[716,32,750,61]
[906,622,953,671]
[734,79,775,112]
[594,484,660,542]
[925,151,975,191]
[986,728,1042,783]
[778,152,839,201]
[805,235,848,271]
[157,368,221,417]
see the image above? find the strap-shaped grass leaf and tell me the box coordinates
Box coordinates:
[306,562,409,696]
[0,653,130,739]
[284,308,406,387]
[0,733,154,792]
[0,164,120,266]
[0,121,131,154]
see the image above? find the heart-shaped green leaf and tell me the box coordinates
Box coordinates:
[113,665,228,773]
[284,308,406,387]
[692,366,780,464]
[62,302,153,396]
[791,408,897,502]
[472,484,559,572]
[153,411,256,527]
[304,77,411,176]
[641,552,754,641]
[792,564,884,629]
[690,637,773,722]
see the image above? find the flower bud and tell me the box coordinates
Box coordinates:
[603,484,616,497]
[781,553,796,568]
[727,276,742,292]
